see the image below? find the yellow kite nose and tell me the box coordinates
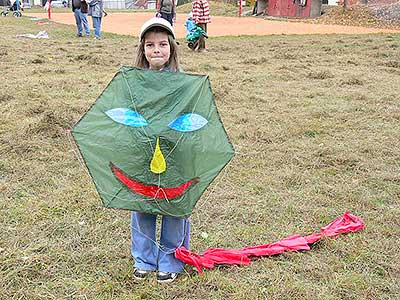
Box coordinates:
[150,137,166,174]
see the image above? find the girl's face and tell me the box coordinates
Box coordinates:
[144,31,171,70]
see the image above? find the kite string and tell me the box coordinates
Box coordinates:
[119,72,232,219]
[164,133,184,159]
[65,128,182,221]
[194,160,234,230]
[74,180,190,253]
[120,70,188,189]
[68,122,191,218]
[94,185,190,218]
[66,128,86,169]
[164,77,204,159]
[93,186,190,254]
[122,70,206,162]
[121,71,154,154]
[130,217,190,255]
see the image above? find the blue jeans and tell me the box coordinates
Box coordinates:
[131,212,190,273]
[92,16,102,39]
[74,9,90,36]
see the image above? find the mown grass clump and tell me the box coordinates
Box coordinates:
[0,16,399,300]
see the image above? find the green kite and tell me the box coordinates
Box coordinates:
[72,67,234,217]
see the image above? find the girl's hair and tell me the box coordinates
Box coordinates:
[135,27,180,72]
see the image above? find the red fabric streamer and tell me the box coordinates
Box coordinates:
[175,212,365,274]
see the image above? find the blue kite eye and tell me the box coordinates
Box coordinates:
[168,113,208,132]
[105,108,148,127]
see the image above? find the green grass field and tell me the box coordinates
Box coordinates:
[0,13,399,300]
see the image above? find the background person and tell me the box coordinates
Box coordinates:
[158,0,175,26]
[87,0,103,39]
[72,0,90,37]
[192,0,210,52]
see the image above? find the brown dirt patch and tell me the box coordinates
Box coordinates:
[26,12,400,38]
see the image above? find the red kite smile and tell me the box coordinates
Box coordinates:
[110,163,199,199]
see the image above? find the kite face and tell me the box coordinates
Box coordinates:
[72,67,234,217]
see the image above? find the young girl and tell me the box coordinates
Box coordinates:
[131,17,189,283]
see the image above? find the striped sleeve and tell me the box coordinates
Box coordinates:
[192,0,201,24]
[192,0,211,24]
[202,0,210,17]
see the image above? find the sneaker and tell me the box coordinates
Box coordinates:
[156,271,178,283]
[133,268,151,280]
[76,33,82,37]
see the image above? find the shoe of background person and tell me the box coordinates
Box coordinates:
[76,33,82,37]
[156,271,178,283]
[133,268,152,280]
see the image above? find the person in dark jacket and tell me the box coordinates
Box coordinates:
[72,0,90,37]
[158,0,175,26]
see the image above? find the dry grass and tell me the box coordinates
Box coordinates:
[1,15,400,300]
[283,4,400,30]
